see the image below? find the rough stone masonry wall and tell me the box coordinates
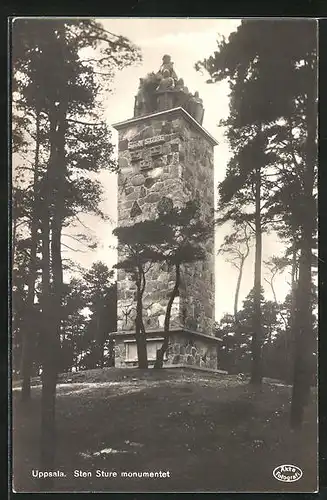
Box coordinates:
[178,121,215,336]
[116,112,215,336]
[165,333,218,370]
[116,114,185,332]
[114,333,218,370]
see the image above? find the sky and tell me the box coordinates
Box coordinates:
[63,18,290,320]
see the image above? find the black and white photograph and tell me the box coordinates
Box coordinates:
[11,17,318,492]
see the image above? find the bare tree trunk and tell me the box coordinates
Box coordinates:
[108,335,115,367]
[39,185,57,489]
[40,95,67,487]
[21,110,41,402]
[265,272,288,330]
[97,318,105,369]
[135,265,148,369]
[12,191,18,263]
[93,315,102,368]
[232,230,250,374]
[290,240,313,427]
[283,243,298,383]
[291,245,298,306]
[250,162,263,386]
[290,70,316,428]
[234,257,245,321]
[99,339,105,369]
[154,262,180,369]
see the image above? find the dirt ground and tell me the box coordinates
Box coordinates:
[12,368,318,492]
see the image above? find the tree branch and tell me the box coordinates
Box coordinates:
[245,220,255,233]
[66,118,104,126]
[62,233,96,248]
[61,242,87,253]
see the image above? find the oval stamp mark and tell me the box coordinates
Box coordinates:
[273,464,303,482]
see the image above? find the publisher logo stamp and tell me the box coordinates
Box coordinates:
[273,465,303,482]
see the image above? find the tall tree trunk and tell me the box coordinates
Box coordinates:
[284,243,298,383]
[154,262,180,369]
[290,240,314,427]
[232,236,250,374]
[99,343,105,369]
[39,97,67,487]
[21,110,41,402]
[290,65,317,428]
[250,163,263,385]
[135,265,148,369]
[267,273,288,329]
[108,335,114,367]
[12,191,18,263]
[234,257,245,321]
[39,180,56,489]
[97,316,105,369]
[93,314,101,368]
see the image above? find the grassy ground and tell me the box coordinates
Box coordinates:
[12,368,317,493]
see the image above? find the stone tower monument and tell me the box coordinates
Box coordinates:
[113,55,221,369]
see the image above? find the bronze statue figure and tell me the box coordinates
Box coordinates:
[174,78,192,109]
[156,68,175,111]
[156,69,175,92]
[133,55,205,124]
[157,54,178,83]
[175,78,185,91]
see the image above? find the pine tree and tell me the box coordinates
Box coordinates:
[218,222,252,321]
[197,20,317,418]
[12,18,141,486]
[114,220,170,368]
[83,262,116,369]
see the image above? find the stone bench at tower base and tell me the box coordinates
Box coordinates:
[112,327,222,371]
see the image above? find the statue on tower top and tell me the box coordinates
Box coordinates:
[157,54,178,83]
[156,68,175,92]
[133,55,204,125]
